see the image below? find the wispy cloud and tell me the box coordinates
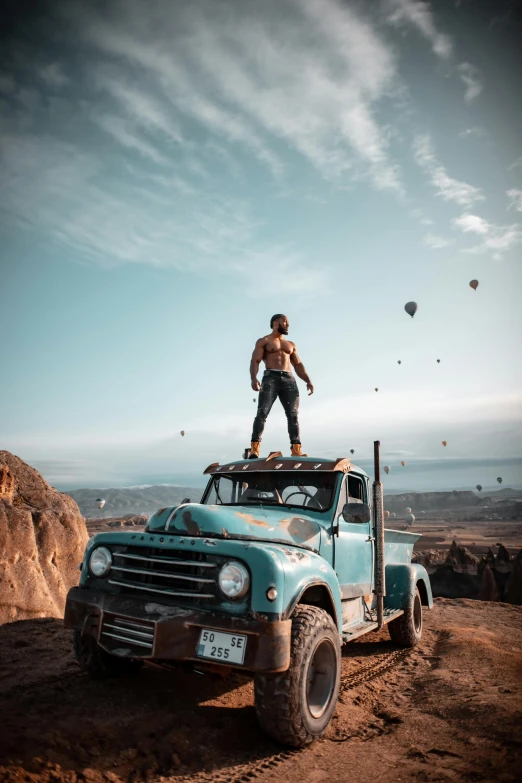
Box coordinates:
[410,207,433,225]
[0,130,324,292]
[508,157,522,171]
[413,134,484,207]
[38,62,70,88]
[458,127,486,139]
[94,74,186,146]
[93,113,170,165]
[423,232,454,249]
[453,214,489,234]
[507,189,522,213]
[458,62,482,102]
[73,0,403,191]
[382,0,453,58]
[453,213,522,259]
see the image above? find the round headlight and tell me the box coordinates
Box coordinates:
[218,561,250,599]
[89,546,112,577]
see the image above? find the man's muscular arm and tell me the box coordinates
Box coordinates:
[250,338,265,391]
[291,348,314,395]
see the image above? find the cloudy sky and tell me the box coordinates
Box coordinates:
[1,0,521,492]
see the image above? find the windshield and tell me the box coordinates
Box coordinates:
[201,471,339,512]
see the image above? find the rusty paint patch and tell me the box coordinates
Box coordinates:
[286,516,319,543]
[281,549,311,565]
[235,511,270,528]
[156,508,167,515]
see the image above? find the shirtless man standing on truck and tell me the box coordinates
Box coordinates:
[249,314,314,459]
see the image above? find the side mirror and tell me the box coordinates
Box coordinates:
[342,502,371,524]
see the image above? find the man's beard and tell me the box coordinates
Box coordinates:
[277,324,288,334]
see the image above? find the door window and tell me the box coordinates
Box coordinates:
[337,474,365,514]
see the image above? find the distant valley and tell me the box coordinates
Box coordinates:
[67,484,203,518]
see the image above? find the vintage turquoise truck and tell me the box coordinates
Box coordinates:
[65,442,432,747]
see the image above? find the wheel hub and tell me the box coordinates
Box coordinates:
[306,638,336,719]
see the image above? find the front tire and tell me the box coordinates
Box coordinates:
[73,631,144,678]
[254,605,341,748]
[388,587,423,647]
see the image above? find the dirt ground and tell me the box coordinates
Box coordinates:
[0,598,521,783]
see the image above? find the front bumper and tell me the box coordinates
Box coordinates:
[64,588,291,673]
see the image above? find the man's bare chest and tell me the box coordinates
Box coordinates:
[263,339,292,357]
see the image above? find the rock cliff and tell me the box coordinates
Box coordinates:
[0,451,88,624]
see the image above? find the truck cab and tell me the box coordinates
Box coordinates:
[65,452,432,748]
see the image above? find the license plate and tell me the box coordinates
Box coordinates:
[196,629,247,665]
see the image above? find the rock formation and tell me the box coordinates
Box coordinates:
[0,451,88,624]
[479,564,500,602]
[445,540,479,574]
[504,549,522,605]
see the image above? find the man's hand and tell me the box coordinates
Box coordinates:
[252,379,261,392]
[307,382,314,396]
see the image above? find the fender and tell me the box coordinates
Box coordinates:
[271,547,343,631]
[385,563,433,611]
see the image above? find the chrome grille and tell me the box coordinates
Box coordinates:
[100,615,155,656]
[106,546,220,601]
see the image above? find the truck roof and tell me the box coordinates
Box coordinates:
[203,455,368,477]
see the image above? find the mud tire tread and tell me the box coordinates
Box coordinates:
[254,604,340,748]
[388,587,422,648]
[73,631,143,678]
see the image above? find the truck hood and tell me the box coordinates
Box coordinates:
[165,503,323,552]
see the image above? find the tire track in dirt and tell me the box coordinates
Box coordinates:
[174,647,413,783]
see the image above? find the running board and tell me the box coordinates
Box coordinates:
[341,608,404,643]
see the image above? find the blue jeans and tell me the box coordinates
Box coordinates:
[251,370,300,444]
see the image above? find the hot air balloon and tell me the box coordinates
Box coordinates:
[253,398,256,402]
[469,280,479,291]
[397,360,401,365]
[180,430,185,437]
[401,461,406,467]
[442,441,447,447]
[420,511,426,516]
[404,301,418,318]
[375,388,379,392]
[384,510,390,520]
[95,498,105,509]
[405,507,412,514]
[497,477,503,484]
[437,359,440,363]
[384,465,390,474]
[405,513,415,525]
[392,512,396,518]
[452,490,458,496]
[476,484,482,492]
[350,449,354,454]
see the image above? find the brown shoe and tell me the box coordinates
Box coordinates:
[291,443,308,457]
[248,441,261,459]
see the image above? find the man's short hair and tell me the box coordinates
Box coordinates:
[270,313,286,328]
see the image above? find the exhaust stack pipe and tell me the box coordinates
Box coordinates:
[372,440,385,630]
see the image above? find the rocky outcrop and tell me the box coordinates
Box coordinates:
[445,540,479,574]
[0,451,88,624]
[479,565,500,602]
[504,549,522,605]
[412,549,446,568]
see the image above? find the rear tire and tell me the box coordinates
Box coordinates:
[73,631,144,678]
[388,587,423,647]
[254,605,341,748]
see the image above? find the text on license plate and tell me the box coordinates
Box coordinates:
[197,629,247,665]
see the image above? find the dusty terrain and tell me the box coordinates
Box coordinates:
[1,598,521,783]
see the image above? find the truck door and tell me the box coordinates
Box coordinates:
[334,474,373,599]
